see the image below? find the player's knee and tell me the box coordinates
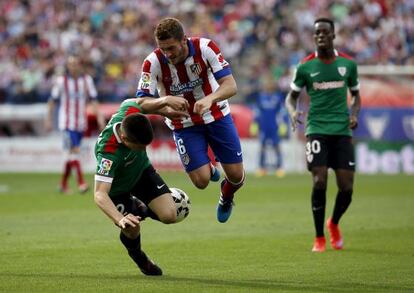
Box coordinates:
[313,180,327,190]
[192,177,209,190]
[338,181,353,192]
[158,208,177,224]
[122,225,140,239]
[225,168,245,186]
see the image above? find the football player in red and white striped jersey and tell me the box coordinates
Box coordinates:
[46,55,105,194]
[136,18,245,223]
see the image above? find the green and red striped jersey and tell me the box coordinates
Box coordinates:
[94,99,151,198]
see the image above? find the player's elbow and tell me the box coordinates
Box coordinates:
[229,81,238,97]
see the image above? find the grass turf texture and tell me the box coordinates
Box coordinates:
[0,172,413,292]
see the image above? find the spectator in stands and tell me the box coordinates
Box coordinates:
[0,0,413,104]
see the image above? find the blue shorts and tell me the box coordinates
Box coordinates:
[173,114,243,172]
[63,130,84,150]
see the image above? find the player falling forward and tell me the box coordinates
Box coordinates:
[136,18,245,223]
[94,97,188,276]
[285,18,361,252]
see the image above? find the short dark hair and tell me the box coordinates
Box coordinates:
[314,17,335,32]
[121,113,153,145]
[154,17,185,41]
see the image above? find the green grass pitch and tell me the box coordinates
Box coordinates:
[0,172,413,292]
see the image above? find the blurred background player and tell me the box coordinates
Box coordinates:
[94,97,188,276]
[285,18,361,252]
[46,55,106,194]
[136,18,245,223]
[254,74,285,178]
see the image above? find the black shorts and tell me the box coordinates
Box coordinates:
[306,134,355,171]
[112,165,170,215]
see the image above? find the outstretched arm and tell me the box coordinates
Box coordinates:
[349,90,361,130]
[136,96,189,119]
[285,90,303,132]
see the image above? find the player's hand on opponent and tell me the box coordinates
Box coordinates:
[349,115,358,130]
[193,97,212,115]
[163,106,189,120]
[289,110,303,132]
[164,95,189,112]
[117,213,141,229]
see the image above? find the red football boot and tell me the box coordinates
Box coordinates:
[327,218,343,250]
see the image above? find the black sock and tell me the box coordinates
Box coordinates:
[332,189,353,224]
[120,232,141,256]
[311,188,326,237]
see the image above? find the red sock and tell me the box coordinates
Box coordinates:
[221,176,244,199]
[71,160,85,185]
[61,161,72,188]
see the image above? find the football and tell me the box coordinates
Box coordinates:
[170,187,191,223]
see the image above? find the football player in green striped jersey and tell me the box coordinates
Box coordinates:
[94,96,188,275]
[285,18,361,252]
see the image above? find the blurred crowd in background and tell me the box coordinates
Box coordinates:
[0,0,413,105]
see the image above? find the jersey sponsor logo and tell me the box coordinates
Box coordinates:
[98,158,113,176]
[140,72,151,89]
[310,72,320,77]
[170,78,203,95]
[190,63,202,75]
[338,67,347,76]
[157,184,166,189]
[313,81,345,90]
[236,151,242,156]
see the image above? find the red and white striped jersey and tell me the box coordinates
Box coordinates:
[51,74,97,131]
[136,37,232,130]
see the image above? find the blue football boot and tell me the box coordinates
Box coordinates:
[216,180,234,223]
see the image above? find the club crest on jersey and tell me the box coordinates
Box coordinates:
[338,67,346,76]
[190,63,202,75]
[98,158,113,176]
